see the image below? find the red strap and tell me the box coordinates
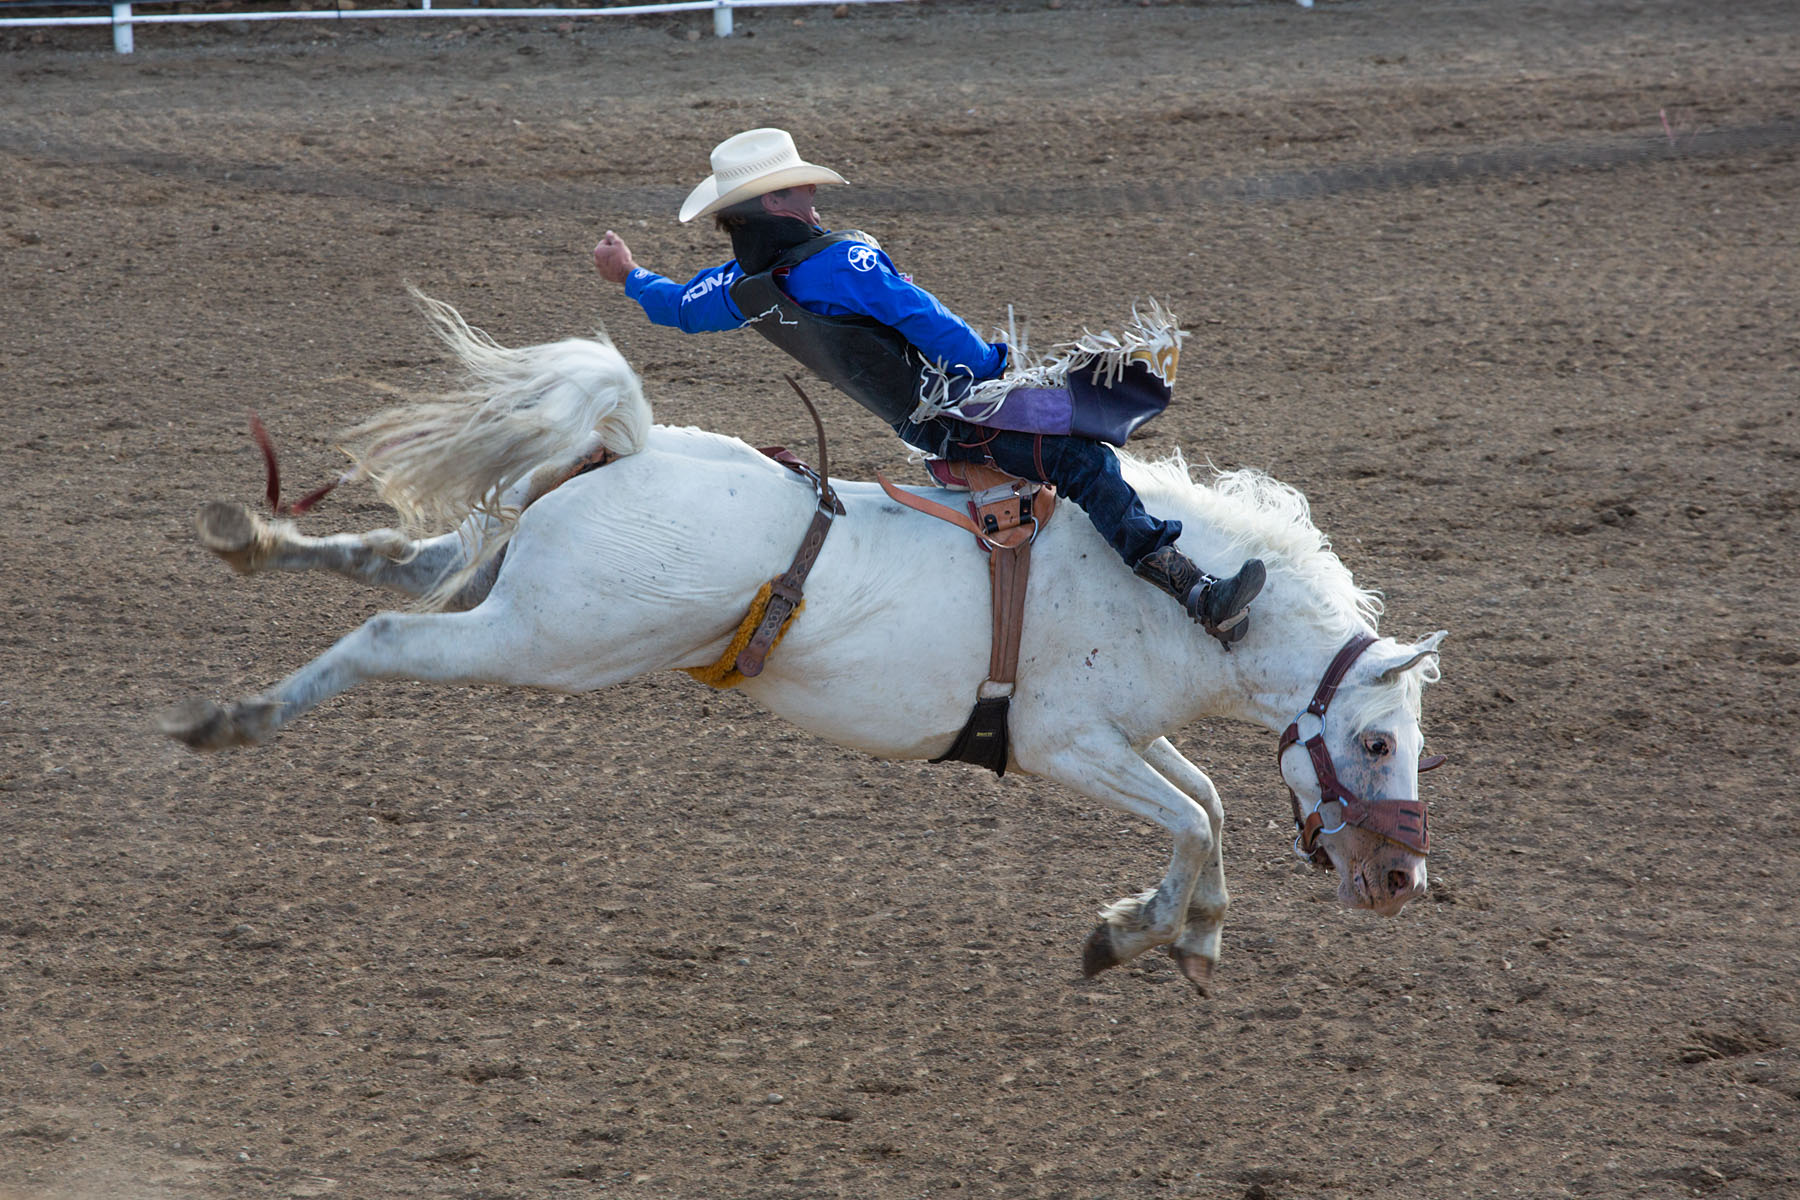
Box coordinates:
[1308,633,1377,718]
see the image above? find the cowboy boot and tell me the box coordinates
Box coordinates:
[1134,546,1266,649]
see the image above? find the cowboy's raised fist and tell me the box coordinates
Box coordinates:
[593,231,636,285]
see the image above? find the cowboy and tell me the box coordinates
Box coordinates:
[592,128,1263,645]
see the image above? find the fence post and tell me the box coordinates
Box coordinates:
[713,0,732,37]
[111,0,133,53]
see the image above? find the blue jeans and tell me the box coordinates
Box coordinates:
[893,415,1181,568]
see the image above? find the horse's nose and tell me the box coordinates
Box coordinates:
[1381,859,1428,906]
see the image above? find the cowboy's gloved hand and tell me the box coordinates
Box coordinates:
[593,231,637,286]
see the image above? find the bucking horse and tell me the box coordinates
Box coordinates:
[161,294,1447,993]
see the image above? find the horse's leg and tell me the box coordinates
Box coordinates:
[159,600,621,750]
[196,500,500,608]
[1142,737,1229,995]
[1027,734,1214,980]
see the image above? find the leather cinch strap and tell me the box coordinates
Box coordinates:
[988,542,1030,685]
[734,450,843,679]
[879,465,1057,777]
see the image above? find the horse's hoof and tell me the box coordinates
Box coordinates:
[1166,945,1216,996]
[157,698,239,750]
[158,697,274,750]
[1081,922,1123,978]
[196,500,265,574]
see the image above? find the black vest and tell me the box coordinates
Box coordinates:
[729,232,930,428]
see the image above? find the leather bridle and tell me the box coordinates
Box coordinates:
[1280,634,1442,869]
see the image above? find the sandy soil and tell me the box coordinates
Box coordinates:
[3,1,1798,1197]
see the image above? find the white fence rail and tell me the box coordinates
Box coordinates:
[0,0,913,54]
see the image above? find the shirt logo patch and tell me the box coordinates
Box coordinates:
[846,244,880,273]
[682,267,739,303]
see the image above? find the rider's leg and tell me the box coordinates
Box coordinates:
[911,419,1264,644]
[1132,542,1266,647]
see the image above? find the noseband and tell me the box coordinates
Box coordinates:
[1280,634,1439,869]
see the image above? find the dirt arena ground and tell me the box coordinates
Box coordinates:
[3,1,1798,1196]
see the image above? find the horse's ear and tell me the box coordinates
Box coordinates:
[1373,631,1448,685]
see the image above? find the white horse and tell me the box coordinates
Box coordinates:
[161,298,1447,992]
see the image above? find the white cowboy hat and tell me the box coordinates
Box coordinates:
[678,128,847,224]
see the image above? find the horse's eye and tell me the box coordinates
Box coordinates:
[1361,734,1392,758]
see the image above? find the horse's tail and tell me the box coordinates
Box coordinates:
[344,288,649,533]
[341,288,652,609]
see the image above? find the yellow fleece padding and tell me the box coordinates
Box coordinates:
[681,579,804,690]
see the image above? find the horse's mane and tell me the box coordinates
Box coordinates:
[1120,451,1383,648]
[1122,452,1438,729]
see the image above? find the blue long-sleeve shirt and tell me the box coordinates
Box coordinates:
[624,233,1006,382]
